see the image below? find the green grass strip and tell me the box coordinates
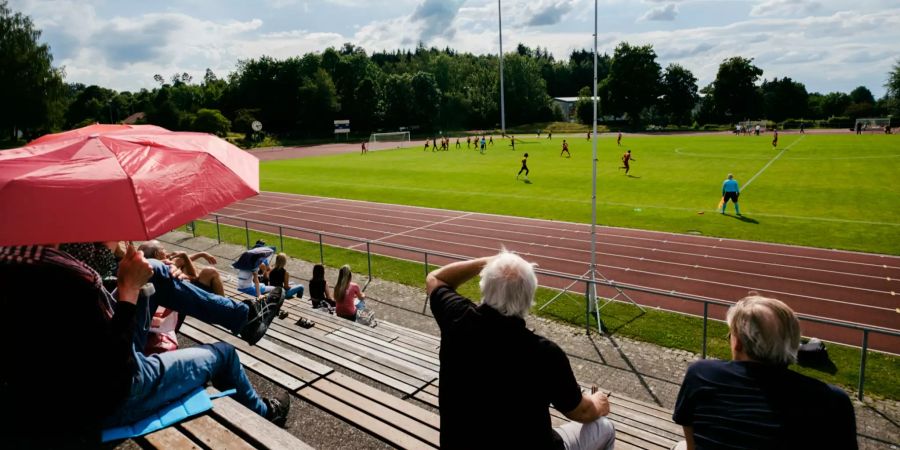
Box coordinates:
[186,220,899,401]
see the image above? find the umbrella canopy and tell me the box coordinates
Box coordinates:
[0,128,259,245]
[27,123,170,146]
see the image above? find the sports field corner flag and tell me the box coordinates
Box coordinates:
[717,196,725,210]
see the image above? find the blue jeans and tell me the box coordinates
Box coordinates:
[238,284,275,298]
[103,260,266,426]
[135,260,249,350]
[284,284,304,299]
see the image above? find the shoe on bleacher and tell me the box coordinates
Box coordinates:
[263,391,291,427]
[240,287,285,345]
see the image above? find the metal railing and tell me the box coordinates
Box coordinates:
[191,213,900,400]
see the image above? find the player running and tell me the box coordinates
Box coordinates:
[560,140,570,158]
[721,173,741,216]
[771,128,778,148]
[620,149,635,175]
[517,153,529,180]
[510,135,516,151]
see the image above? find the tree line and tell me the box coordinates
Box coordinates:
[2,1,899,142]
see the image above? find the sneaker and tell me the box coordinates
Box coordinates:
[240,287,285,345]
[263,391,291,427]
[295,317,315,329]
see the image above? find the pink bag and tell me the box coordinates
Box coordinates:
[144,307,179,355]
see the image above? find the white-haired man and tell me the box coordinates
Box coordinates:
[672,295,856,449]
[427,251,615,450]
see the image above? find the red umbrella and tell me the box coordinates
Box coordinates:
[0,127,259,245]
[27,123,170,146]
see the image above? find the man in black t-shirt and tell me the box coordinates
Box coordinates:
[672,295,857,449]
[427,251,615,450]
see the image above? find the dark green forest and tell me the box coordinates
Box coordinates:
[2,1,899,143]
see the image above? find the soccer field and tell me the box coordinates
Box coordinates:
[261,133,900,255]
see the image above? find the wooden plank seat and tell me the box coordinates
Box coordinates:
[179,309,442,448]
[208,267,680,449]
[138,388,313,450]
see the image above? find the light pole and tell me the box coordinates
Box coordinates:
[498,0,506,135]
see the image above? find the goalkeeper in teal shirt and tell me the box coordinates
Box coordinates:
[722,174,741,215]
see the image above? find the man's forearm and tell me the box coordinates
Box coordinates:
[428,256,492,291]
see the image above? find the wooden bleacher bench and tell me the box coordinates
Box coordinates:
[200,268,680,449]
[137,388,313,450]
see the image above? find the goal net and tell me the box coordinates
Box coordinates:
[369,131,411,148]
[854,118,891,133]
[738,120,768,133]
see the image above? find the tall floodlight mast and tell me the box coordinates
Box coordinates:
[498,0,506,135]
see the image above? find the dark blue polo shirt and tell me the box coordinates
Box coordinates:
[673,359,857,449]
[431,285,583,449]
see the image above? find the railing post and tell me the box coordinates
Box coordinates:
[858,330,869,401]
[190,221,196,237]
[318,233,324,264]
[245,221,250,249]
[366,242,372,281]
[702,302,709,359]
[422,253,430,314]
[279,226,284,252]
[215,216,221,243]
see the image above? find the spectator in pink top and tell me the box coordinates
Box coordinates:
[334,265,366,321]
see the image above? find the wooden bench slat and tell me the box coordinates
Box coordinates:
[179,323,306,391]
[179,415,257,450]
[287,300,402,341]
[609,420,676,450]
[208,389,314,450]
[610,395,678,423]
[268,321,430,393]
[298,383,439,449]
[184,319,322,385]
[313,376,440,445]
[325,372,441,430]
[264,326,422,395]
[608,406,682,440]
[332,327,441,370]
[327,330,439,380]
[141,426,201,449]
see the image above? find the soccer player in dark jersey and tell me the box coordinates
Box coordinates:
[424,139,430,151]
[617,132,622,146]
[620,149,635,174]
[361,141,367,154]
[489,135,494,145]
[510,135,516,151]
[772,128,778,148]
[560,139,570,158]
[517,153,529,180]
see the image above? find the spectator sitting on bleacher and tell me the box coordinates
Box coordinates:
[672,295,857,450]
[333,264,367,321]
[269,253,305,299]
[139,240,224,295]
[427,251,615,450]
[309,264,336,309]
[235,246,276,299]
[0,244,290,447]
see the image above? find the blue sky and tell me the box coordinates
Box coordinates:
[11,0,900,97]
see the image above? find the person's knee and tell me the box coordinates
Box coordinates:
[210,341,238,364]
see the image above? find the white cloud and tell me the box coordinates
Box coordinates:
[638,3,678,21]
[750,0,823,17]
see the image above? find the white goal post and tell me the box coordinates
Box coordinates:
[369,131,411,147]
[738,120,769,132]
[854,118,891,133]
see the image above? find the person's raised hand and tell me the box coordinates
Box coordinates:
[117,243,153,304]
[203,253,217,264]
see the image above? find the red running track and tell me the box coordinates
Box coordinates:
[212,191,900,353]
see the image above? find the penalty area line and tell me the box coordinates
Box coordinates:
[742,135,805,191]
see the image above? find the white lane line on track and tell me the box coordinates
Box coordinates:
[233,198,900,272]
[228,201,899,284]
[344,213,474,250]
[742,135,805,191]
[217,208,898,309]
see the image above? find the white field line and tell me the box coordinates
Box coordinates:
[742,135,806,191]
[346,212,473,250]
[253,177,899,228]
[231,195,900,271]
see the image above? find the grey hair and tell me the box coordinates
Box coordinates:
[138,240,164,259]
[479,250,537,318]
[727,295,800,365]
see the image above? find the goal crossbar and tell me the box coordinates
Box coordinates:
[370,131,411,147]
